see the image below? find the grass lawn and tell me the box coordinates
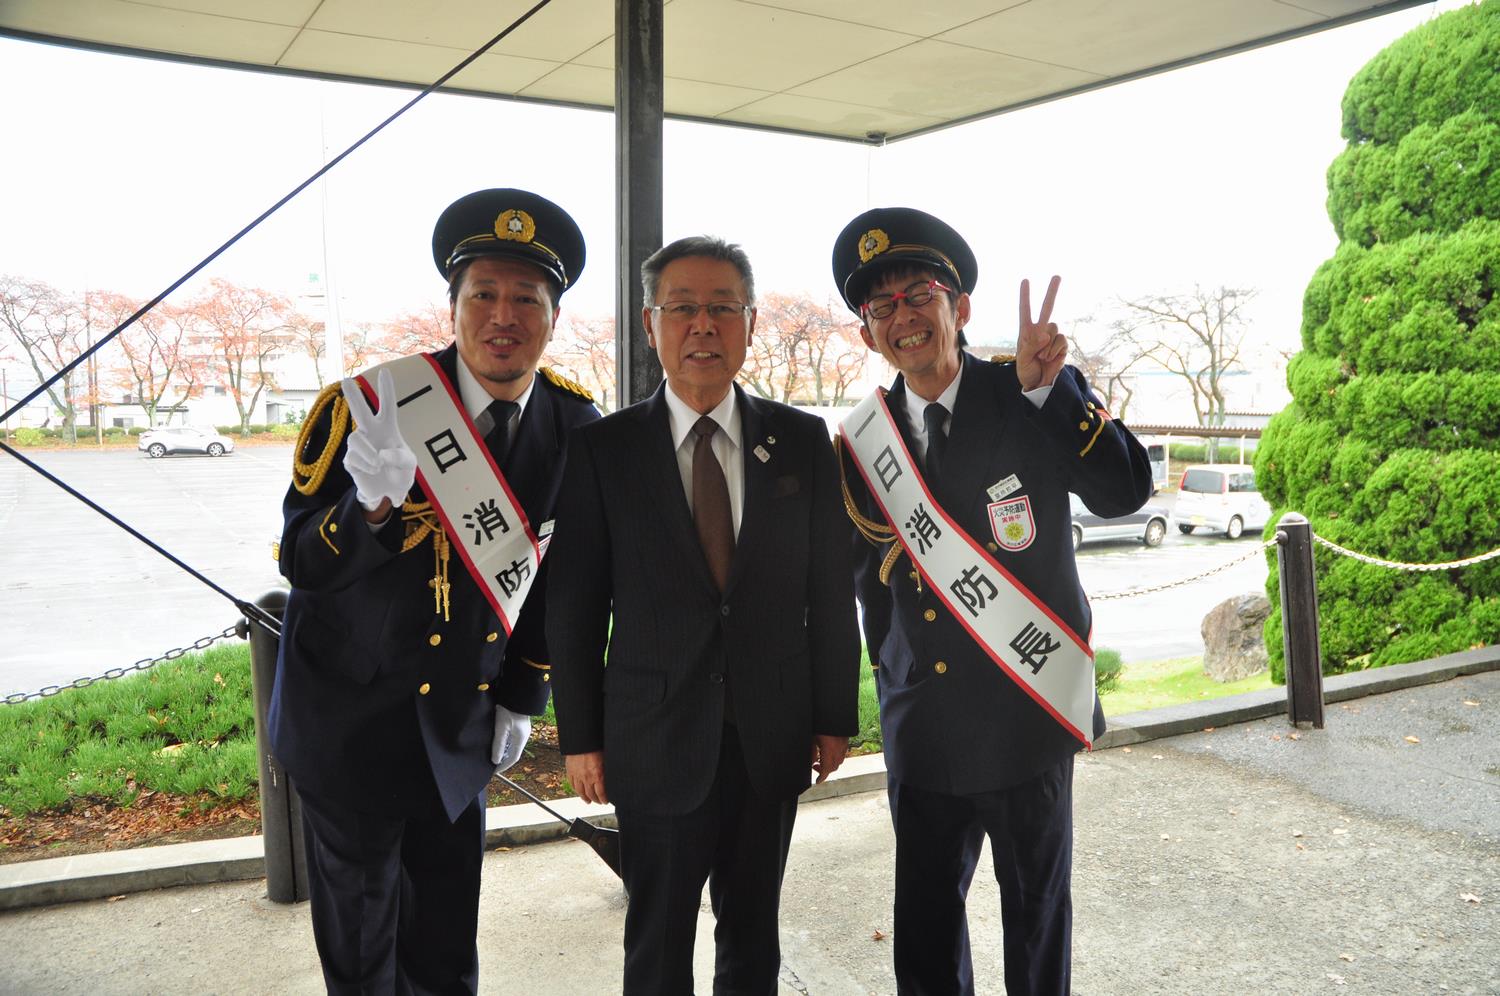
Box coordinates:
[1100,655,1275,715]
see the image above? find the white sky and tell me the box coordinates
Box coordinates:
[0,2,1466,366]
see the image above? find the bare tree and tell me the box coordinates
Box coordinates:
[1111,285,1256,453]
[191,278,293,435]
[549,314,617,412]
[284,310,328,389]
[0,276,88,441]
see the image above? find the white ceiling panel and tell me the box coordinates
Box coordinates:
[0,0,1431,142]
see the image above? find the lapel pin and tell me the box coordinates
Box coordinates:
[754,445,770,463]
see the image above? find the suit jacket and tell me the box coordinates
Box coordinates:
[267,345,600,821]
[842,351,1152,795]
[547,383,860,815]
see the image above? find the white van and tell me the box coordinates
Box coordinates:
[1174,464,1272,539]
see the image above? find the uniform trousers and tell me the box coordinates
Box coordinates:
[615,725,798,996]
[298,783,486,996]
[888,756,1075,996]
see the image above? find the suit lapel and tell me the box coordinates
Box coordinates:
[638,386,721,595]
[726,386,772,597]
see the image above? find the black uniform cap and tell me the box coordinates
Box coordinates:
[830,206,978,314]
[432,188,586,294]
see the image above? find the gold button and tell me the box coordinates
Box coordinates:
[1087,401,1096,410]
[923,609,937,622]
[429,634,442,647]
[986,541,998,552]
[934,661,948,675]
[477,682,490,692]
[1079,421,1090,431]
[327,522,337,533]
[542,673,550,682]
[485,632,498,643]
[418,682,431,695]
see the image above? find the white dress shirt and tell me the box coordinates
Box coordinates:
[663,383,744,538]
[455,354,534,450]
[903,362,1053,464]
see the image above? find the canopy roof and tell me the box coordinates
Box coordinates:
[0,0,1426,142]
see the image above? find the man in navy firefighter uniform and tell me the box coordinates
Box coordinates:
[268,188,599,994]
[831,207,1152,995]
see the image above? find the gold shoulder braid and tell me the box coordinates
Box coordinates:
[988,353,1017,364]
[833,435,908,588]
[540,366,594,403]
[292,383,350,496]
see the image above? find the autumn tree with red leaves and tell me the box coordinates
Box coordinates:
[190,278,293,435]
[742,293,865,406]
[549,314,617,412]
[90,291,205,426]
[0,275,89,441]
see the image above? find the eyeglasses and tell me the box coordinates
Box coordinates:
[861,279,953,320]
[651,301,752,323]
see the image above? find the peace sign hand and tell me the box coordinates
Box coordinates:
[341,368,417,514]
[1017,275,1068,392]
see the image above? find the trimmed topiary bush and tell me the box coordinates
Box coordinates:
[1258,2,1500,682]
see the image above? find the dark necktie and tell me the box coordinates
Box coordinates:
[923,402,948,482]
[482,399,519,466]
[691,415,735,592]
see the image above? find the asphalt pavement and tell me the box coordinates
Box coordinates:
[1,657,1496,995]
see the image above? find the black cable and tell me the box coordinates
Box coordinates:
[1,0,554,424]
[0,441,283,634]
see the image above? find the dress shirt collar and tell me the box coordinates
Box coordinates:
[664,382,741,453]
[454,352,535,422]
[902,356,963,430]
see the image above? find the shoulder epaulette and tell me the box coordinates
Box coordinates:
[292,382,350,496]
[988,353,1016,364]
[540,366,595,403]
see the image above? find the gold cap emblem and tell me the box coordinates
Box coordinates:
[858,228,890,263]
[495,209,536,243]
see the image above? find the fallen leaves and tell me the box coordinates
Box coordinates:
[1404,736,1421,744]
[871,930,885,942]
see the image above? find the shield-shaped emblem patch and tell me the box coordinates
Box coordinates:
[988,495,1036,552]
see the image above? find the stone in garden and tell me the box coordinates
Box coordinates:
[1201,593,1271,682]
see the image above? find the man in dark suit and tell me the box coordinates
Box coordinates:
[547,236,861,995]
[831,208,1152,995]
[268,188,599,994]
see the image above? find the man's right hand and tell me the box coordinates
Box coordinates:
[565,751,608,805]
[341,368,418,515]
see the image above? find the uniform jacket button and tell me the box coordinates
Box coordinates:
[934,661,948,675]
[429,634,442,647]
[477,682,490,692]
[486,632,498,643]
[1078,421,1091,431]
[418,682,432,695]
[923,609,937,622]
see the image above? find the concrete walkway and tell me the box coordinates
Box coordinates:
[1,654,1497,994]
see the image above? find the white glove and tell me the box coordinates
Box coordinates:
[491,705,532,773]
[341,369,418,512]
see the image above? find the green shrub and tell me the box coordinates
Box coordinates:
[269,423,298,437]
[1262,2,1500,678]
[1094,648,1124,695]
[12,427,44,446]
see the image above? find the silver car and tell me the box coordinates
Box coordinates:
[1069,493,1171,551]
[138,425,236,458]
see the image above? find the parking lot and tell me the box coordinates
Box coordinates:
[1,447,1271,696]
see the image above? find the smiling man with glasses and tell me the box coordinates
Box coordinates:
[831,207,1153,995]
[546,235,860,994]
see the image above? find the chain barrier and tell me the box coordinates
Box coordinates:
[1,625,241,706]
[1091,538,1278,601]
[1311,534,1500,573]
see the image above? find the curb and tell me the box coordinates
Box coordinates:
[3,649,1496,912]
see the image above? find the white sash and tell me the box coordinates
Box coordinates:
[358,354,542,635]
[840,389,1095,746]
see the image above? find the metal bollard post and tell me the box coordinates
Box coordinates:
[237,589,309,903]
[1275,513,1325,730]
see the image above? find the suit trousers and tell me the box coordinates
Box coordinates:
[615,726,798,996]
[888,756,1075,996]
[298,783,485,996]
